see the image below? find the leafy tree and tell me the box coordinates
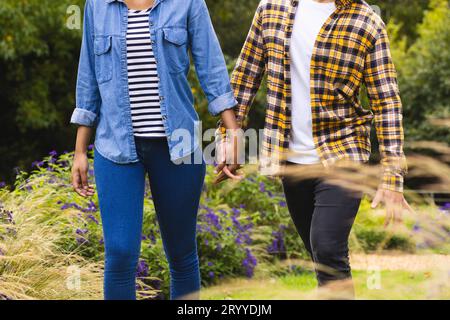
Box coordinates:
[206,0,260,57]
[0,0,83,182]
[392,0,450,143]
[371,0,430,45]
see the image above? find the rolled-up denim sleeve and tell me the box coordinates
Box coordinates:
[70,0,100,127]
[188,0,237,116]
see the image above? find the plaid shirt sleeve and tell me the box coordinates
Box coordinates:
[363,24,407,192]
[217,5,266,134]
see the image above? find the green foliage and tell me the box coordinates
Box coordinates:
[206,0,260,57]
[0,0,83,182]
[392,0,450,143]
[371,0,430,45]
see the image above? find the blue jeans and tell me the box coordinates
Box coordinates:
[94,137,206,300]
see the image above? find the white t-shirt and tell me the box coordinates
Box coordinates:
[288,0,336,164]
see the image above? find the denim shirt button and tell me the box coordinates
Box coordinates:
[160,96,164,102]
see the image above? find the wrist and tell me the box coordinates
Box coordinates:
[74,149,88,157]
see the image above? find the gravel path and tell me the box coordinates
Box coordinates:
[350,253,450,271]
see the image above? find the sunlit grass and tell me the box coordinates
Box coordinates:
[0,180,104,300]
[202,256,450,300]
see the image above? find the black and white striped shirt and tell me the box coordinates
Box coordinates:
[127,8,166,138]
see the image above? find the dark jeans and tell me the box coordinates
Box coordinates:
[282,166,362,287]
[94,137,206,300]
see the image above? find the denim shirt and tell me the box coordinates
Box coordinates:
[70,0,237,163]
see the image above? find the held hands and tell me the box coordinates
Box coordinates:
[214,130,244,184]
[71,152,95,197]
[371,188,413,227]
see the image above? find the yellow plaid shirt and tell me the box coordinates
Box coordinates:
[223,0,407,192]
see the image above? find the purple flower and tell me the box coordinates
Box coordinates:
[279,201,287,207]
[61,203,71,210]
[1,210,14,223]
[49,150,58,157]
[136,259,149,278]
[208,271,215,279]
[207,261,213,267]
[242,249,257,278]
[87,214,99,225]
[259,182,266,193]
[205,210,222,230]
[231,208,241,216]
[218,209,228,216]
[0,182,6,188]
[76,237,88,245]
[88,144,94,151]
[149,279,161,290]
[86,201,97,213]
[76,228,88,236]
[267,227,286,255]
[148,231,157,244]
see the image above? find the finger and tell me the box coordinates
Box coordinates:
[215,162,226,174]
[72,171,81,190]
[371,191,383,209]
[231,165,245,179]
[214,172,229,185]
[72,171,85,196]
[393,205,403,225]
[395,212,403,225]
[80,170,90,190]
[384,208,393,228]
[85,187,95,196]
[403,199,414,213]
[223,166,243,180]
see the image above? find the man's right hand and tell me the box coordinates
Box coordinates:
[71,152,95,197]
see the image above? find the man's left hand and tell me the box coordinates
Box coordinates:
[371,188,413,227]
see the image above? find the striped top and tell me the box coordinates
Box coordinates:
[126,8,166,138]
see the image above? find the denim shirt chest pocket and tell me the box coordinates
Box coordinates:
[162,28,189,74]
[94,35,113,84]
